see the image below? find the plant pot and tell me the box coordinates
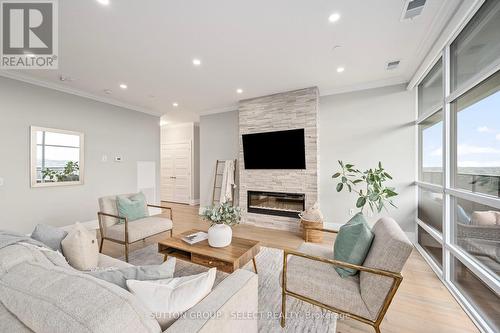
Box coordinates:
[208,224,232,248]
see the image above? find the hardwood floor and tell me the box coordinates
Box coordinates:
[100,202,480,333]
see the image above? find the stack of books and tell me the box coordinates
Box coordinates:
[181,231,208,245]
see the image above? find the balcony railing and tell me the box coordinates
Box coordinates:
[422,171,500,198]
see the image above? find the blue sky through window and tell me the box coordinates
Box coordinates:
[423,90,500,173]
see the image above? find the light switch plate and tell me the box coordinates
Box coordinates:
[115,156,123,162]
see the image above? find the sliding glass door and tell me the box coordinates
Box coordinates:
[416,1,500,332]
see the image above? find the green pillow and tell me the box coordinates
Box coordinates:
[116,192,148,222]
[333,212,374,277]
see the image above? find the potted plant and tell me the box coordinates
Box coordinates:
[332,161,398,214]
[202,202,241,247]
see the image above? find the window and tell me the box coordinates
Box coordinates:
[419,110,443,185]
[417,226,443,268]
[418,188,443,232]
[451,256,500,332]
[453,71,500,198]
[418,59,443,115]
[450,0,500,93]
[415,1,500,331]
[31,127,84,187]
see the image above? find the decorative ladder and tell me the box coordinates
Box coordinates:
[212,159,237,206]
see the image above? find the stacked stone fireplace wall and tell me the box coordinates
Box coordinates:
[238,87,319,232]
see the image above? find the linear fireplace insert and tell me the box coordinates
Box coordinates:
[247,191,305,218]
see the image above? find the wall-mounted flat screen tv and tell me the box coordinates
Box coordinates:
[242,129,306,169]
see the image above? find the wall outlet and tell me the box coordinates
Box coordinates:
[349,208,355,216]
[114,156,122,162]
[0,177,3,186]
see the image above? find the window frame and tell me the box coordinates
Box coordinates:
[30,126,85,188]
[415,1,500,332]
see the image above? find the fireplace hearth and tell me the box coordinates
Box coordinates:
[247,191,305,218]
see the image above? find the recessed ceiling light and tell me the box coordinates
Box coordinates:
[328,13,341,23]
[336,67,345,73]
[192,58,201,66]
[236,89,243,94]
[172,102,179,107]
[97,0,110,5]
[119,83,127,89]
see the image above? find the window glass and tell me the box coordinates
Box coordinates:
[44,131,80,147]
[418,59,442,115]
[418,188,443,232]
[420,110,443,185]
[451,256,500,332]
[453,197,500,278]
[450,0,500,92]
[33,128,82,185]
[417,226,443,268]
[454,71,500,198]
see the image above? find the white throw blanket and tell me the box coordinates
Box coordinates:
[219,160,235,204]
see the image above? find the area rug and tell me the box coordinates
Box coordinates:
[122,245,338,332]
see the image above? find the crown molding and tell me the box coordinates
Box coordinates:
[407,0,484,90]
[320,77,409,97]
[197,104,238,116]
[0,70,160,117]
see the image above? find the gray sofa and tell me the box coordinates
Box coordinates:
[0,241,258,333]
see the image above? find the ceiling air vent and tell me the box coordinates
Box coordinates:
[386,60,400,70]
[401,0,426,20]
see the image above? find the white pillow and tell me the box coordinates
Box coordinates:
[61,222,99,270]
[126,268,217,329]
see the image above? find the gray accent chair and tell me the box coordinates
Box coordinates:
[281,217,413,333]
[98,194,173,262]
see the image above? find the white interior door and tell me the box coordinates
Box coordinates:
[161,142,191,204]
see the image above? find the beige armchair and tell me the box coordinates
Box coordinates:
[97,194,173,262]
[281,217,413,333]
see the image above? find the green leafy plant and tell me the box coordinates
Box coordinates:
[332,161,398,214]
[202,202,241,226]
[42,161,80,182]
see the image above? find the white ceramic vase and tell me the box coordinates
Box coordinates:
[208,224,232,248]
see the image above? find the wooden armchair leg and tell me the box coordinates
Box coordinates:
[99,239,104,253]
[374,325,381,333]
[280,289,286,327]
[169,229,173,237]
[125,242,129,263]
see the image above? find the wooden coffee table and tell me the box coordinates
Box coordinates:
[158,229,260,273]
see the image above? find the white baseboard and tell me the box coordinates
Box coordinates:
[190,199,200,206]
[324,222,343,230]
[405,231,416,244]
[60,219,99,232]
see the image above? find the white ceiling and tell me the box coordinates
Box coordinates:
[2,0,462,122]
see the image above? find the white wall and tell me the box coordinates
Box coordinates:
[199,111,239,207]
[319,84,416,232]
[0,77,161,234]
